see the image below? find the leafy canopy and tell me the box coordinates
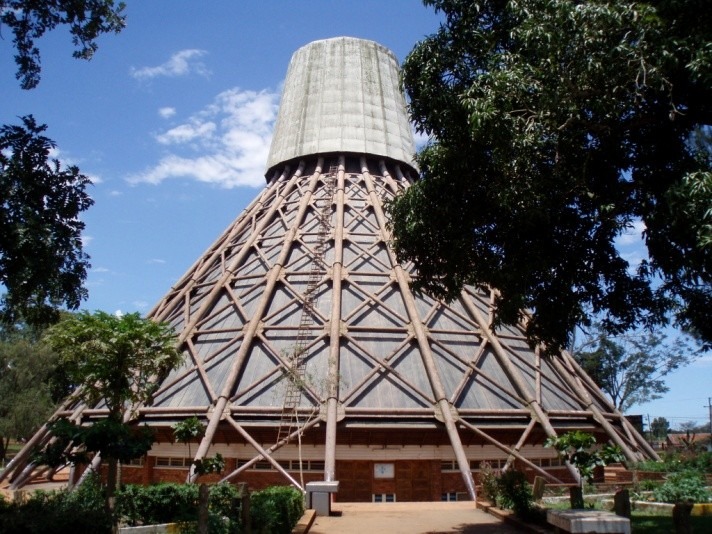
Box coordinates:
[573,323,698,412]
[388,0,712,352]
[0,329,66,462]
[1,116,94,327]
[1,0,126,89]
[42,311,182,419]
[546,430,624,485]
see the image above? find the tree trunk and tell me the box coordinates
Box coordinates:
[106,456,119,534]
[198,483,209,534]
[673,502,693,534]
[569,485,584,509]
[0,436,7,464]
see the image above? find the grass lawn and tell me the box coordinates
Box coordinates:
[631,511,712,533]
[541,500,712,533]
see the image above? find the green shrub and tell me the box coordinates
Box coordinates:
[479,461,500,506]
[115,482,242,529]
[496,469,533,517]
[653,470,711,503]
[116,482,199,525]
[0,475,111,534]
[250,486,304,534]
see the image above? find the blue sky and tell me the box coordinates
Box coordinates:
[2,1,709,429]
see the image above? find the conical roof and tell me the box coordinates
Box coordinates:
[3,37,656,499]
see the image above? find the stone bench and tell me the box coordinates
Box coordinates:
[547,509,631,534]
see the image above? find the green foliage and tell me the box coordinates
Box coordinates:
[479,461,500,506]
[650,417,670,440]
[43,311,182,418]
[636,451,712,474]
[250,486,304,534]
[0,116,94,327]
[193,453,225,476]
[495,469,533,517]
[546,431,624,484]
[653,470,711,504]
[116,483,200,526]
[35,418,155,467]
[0,474,111,533]
[39,311,181,523]
[573,324,697,411]
[0,330,65,462]
[173,417,205,444]
[1,0,126,90]
[388,0,712,352]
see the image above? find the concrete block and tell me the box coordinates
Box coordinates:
[547,509,631,534]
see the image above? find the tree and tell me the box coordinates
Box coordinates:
[1,0,126,90]
[388,0,712,353]
[0,331,65,464]
[2,2,125,325]
[1,116,94,327]
[39,311,182,520]
[546,430,624,507]
[650,417,670,440]
[573,324,697,412]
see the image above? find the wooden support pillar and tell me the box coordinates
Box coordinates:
[189,161,320,482]
[324,156,345,482]
[364,158,476,501]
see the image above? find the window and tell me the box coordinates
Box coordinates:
[441,492,458,502]
[373,493,396,503]
[235,459,326,472]
[154,457,191,468]
[441,460,458,472]
[122,457,144,467]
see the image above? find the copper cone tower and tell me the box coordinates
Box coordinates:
[3,37,656,501]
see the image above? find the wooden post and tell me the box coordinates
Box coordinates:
[672,502,693,534]
[238,483,251,534]
[198,483,209,534]
[532,476,546,501]
[569,486,584,509]
[613,488,631,518]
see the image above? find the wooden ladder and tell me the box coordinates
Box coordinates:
[276,165,337,444]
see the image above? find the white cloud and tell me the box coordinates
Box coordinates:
[128,88,279,188]
[156,121,216,145]
[93,267,110,273]
[147,258,166,265]
[109,190,123,196]
[82,235,94,247]
[132,301,149,310]
[130,49,210,80]
[158,107,177,119]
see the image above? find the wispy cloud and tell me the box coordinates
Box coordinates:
[130,49,210,80]
[156,121,216,145]
[128,88,278,188]
[147,258,166,265]
[158,107,177,119]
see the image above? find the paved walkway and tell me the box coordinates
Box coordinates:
[307,502,526,533]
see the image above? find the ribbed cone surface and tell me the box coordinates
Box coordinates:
[149,158,605,418]
[266,37,417,175]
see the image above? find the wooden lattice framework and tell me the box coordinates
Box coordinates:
[2,154,658,498]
